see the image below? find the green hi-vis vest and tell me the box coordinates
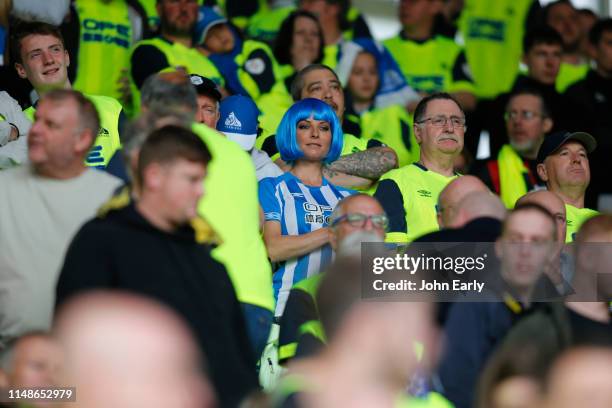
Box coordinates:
[565,204,598,243]
[458,0,533,98]
[380,164,457,242]
[232,40,294,136]
[345,105,418,168]
[278,274,324,361]
[24,94,122,168]
[383,35,474,95]
[128,38,225,115]
[497,144,529,208]
[246,6,295,44]
[138,0,159,31]
[72,0,132,101]
[397,393,454,408]
[323,43,339,70]
[556,62,589,93]
[193,123,274,312]
[343,6,363,40]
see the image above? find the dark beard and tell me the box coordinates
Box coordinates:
[160,16,194,39]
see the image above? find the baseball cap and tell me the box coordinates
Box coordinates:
[217,95,260,151]
[189,74,222,102]
[194,6,227,45]
[536,131,597,164]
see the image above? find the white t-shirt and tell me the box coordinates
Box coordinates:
[251,148,283,181]
[0,166,122,343]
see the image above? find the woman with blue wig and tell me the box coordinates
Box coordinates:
[259,98,353,317]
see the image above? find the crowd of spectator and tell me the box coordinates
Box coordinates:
[0,0,611,407]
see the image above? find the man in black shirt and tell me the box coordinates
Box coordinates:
[56,125,258,407]
[565,19,612,208]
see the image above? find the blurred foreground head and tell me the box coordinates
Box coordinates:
[54,291,215,408]
[544,347,612,408]
[317,256,437,387]
[0,332,63,408]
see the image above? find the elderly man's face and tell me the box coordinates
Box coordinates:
[330,196,387,250]
[415,99,465,157]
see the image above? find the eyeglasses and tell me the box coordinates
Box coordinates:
[416,115,466,128]
[504,110,544,121]
[332,213,389,230]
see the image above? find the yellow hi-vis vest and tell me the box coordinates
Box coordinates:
[231,40,293,136]
[498,144,530,208]
[556,62,589,93]
[565,204,598,243]
[24,94,122,169]
[128,37,224,115]
[458,0,534,98]
[193,123,274,312]
[72,0,132,101]
[377,163,458,242]
[138,0,160,31]
[345,105,418,168]
[383,34,475,95]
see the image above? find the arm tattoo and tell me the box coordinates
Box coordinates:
[324,147,397,179]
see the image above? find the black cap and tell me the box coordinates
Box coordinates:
[189,74,222,102]
[536,131,597,164]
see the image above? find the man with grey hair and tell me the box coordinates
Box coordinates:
[278,194,387,362]
[0,90,122,347]
[110,71,275,361]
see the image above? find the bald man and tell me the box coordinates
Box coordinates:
[544,347,612,408]
[416,176,502,242]
[54,291,215,408]
[437,175,490,228]
[516,190,567,243]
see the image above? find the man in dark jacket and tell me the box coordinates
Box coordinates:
[564,19,612,208]
[56,125,258,407]
[436,203,558,408]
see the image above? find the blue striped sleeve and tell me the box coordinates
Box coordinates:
[259,177,281,222]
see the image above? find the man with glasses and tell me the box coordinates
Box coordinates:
[374,92,463,242]
[471,89,553,208]
[278,193,387,362]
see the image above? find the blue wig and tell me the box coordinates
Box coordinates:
[275,98,344,164]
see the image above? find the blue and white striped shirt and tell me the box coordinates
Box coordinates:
[259,172,354,316]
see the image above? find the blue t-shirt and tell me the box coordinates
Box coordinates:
[259,172,353,316]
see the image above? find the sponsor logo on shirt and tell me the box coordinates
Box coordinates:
[303,202,333,225]
[417,189,432,198]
